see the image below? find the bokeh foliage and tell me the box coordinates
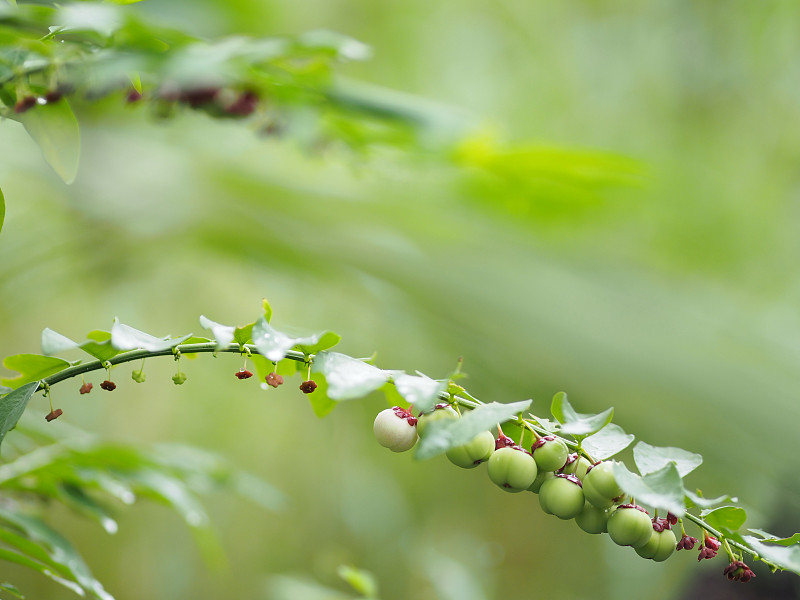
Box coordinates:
[1,0,800,599]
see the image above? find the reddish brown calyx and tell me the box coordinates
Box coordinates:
[697,532,721,561]
[266,372,284,388]
[299,380,317,394]
[100,380,117,391]
[651,517,672,532]
[724,560,756,583]
[618,503,649,515]
[45,409,63,422]
[235,369,254,380]
[14,96,37,114]
[532,435,556,451]
[676,534,698,550]
[391,406,417,426]
[556,473,583,487]
[79,382,93,395]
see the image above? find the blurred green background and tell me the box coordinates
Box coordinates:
[2,0,800,598]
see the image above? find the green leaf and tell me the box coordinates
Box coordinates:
[18,99,80,184]
[40,329,79,356]
[0,582,25,599]
[415,399,532,460]
[337,565,378,598]
[582,424,634,460]
[312,352,389,401]
[741,536,800,575]
[550,392,613,438]
[232,323,254,346]
[747,530,800,546]
[262,298,273,324]
[252,318,340,361]
[81,331,120,362]
[633,441,703,478]
[110,319,191,352]
[305,374,337,418]
[1,355,69,389]
[199,315,234,351]
[393,373,446,414]
[684,489,735,509]
[613,462,685,516]
[294,331,341,355]
[0,184,4,237]
[700,506,747,532]
[0,383,46,465]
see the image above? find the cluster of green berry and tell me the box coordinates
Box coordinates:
[374,404,677,563]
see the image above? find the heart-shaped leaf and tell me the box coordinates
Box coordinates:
[312,352,389,401]
[1,355,70,389]
[701,506,747,532]
[633,441,702,478]
[19,98,80,184]
[582,423,634,460]
[550,392,613,438]
[613,462,685,516]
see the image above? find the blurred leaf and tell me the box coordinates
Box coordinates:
[298,30,371,61]
[337,565,378,598]
[252,318,338,361]
[18,99,80,184]
[741,536,800,575]
[684,489,735,510]
[110,319,191,352]
[232,323,254,346]
[415,400,531,460]
[312,352,388,401]
[393,373,445,413]
[0,185,4,236]
[0,582,24,599]
[633,441,703,478]
[199,315,234,351]
[582,424,634,460]
[613,462,685,516]
[1,356,68,389]
[40,329,80,356]
[747,530,800,546]
[262,298,273,324]
[550,392,613,438]
[700,506,746,532]
[294,331,341,355]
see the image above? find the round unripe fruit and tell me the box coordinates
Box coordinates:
[539,475,585,520]
[416,406,458,437]
[373,408,418,452]
[583,461,623,499]
[575,502,610,534]
[446,430,495,468]
[487,447,538,493]
[528,470,554,494]
[607,505,652,548]
[532,437,569,472]
[561,455,592,480]
[635,528,676,562]
[582,480,617,510]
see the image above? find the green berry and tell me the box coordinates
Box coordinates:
[527,470,555,494]
[446,430,495,468]
[538,475,585,520]
[416,405,458,437]
[373,407,418,452]
[487,447,538,493]
[561,454,592,480]
[582,479,617,510]
[635,528,676,562]
[532,436,569,472]
[575,502,610,534]
[607,505,652,548]
[583,461,623,498]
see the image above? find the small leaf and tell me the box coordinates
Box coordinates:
[81,331,120,362]
[700,506,747,532]
[18,99,80,184]
[0,582,25,599]
[262,298,273,324]
[1,355,69,389]
[582,424,634,460]
[550,392,613,438]
[683,489,735,509]
[337,565,378,598]
[233,323,254,346]
[110,319,191,352]
[312,352,389,401]
[199,315,234,351]
[741,536,800,575]
[747,530,800,546]
[613,462,685,516]
[294,331,341,355]
[415,399,532,460]
[252,318,339,362]
[393,373,446,413]
[633,441,703,478]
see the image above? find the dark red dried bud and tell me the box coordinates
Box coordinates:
[265,372,284,388]
[391,406,417,426]
[559,452,578,472]
[235,369,253,380]
[652,517,671,532]
[666,512,678,526]
[703,532,721,551]
[126,89,143,103]
[676,534,698,550]
[79,382,93,395]
[495,433,518,450]
[724,560,756,582]
[179,87,219,108]
[532,435,556,450]
[225,91,258,116]
[45,408,63,422]
[100,380,117,391]
[619,503,649,514]
[556,473,583,487]
[14,95,37,114]
[299,380,317,394]
[44,91,63,104]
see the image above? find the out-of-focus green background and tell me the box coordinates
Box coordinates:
[2,1,800,599]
